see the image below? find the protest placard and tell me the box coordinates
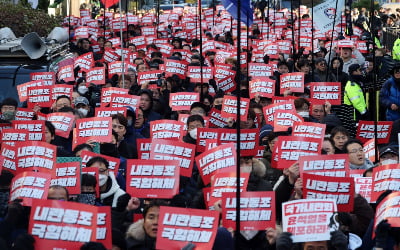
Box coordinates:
[221,191,275,231]
[209,172,249,208]
[371,164,400,203]
[169,92,200,111]
[354,177,372,203]
[299,154,349,178]
[221,96,250,120]
[15,141,56,173]
[249,78,275,99]
[280,72,305,94]
[217,128,259,156]
[12,120,45,142]
[137,138,151,160]
[150,120,185,140]
[356,121,392,144]
[156,206,219,250]
[126,159,180,199]
[74,117,112,148]
[51,161,81,195]
[263,100,295,125]
[10,171,51,206]
[47,112,75,138]
[309,82,341,105]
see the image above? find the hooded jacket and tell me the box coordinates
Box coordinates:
[379,76,400,121]
[126,219,156,250]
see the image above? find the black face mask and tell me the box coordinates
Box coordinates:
[351,75,364,83]
[394,78,400,84]
[76,193,96,205]
[214,104,222,110]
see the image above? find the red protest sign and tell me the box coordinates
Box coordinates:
[137,70,164,85]
[137,138,151,160]
[150,120,185,140]
[364,138,376,163]
[15,108,35,120]
[309,82,341,105]
[30,72,55,86]
[169,92,200,111]
[51,161,81,195]
[196,143,236,185]
[17,80,45,102]
[51,84,73,101]
[221,96,250,120]
[249,77,275,99]
[209,172,249,208]
[222,191,275,231]
[95,107,127,117]
[164,59,188,79]
[109,93,140,108]
[374,191,400,235]
[217,128,259,156]
[216,75,236,93]
[356,121,392,144]
[13,120,45,142]
[1,129,28,146]
[263,100,295,125]
[292,122,326,142]
[101,87,129,106]
[299,154,349,178]
[47,112,75,138]
[303,173,354,212]
[149,139,195,177]
[214,65,236,80]
[282,199,337,243]
[1,143,16,173]
[272,136,321,169]
[196,128,219,153]
[75,117,112,148]
[15,141,56,173]
[354,177,372,203]
[248,63,274,77]
[273,110,303,132]
[97,206,112,249]
[80,151,120,174]
[74,52,94,72]
[156,206,219,250]
[74,26,89,39]
[187,66,213,83]
[126,159,180,199]
[29,200,98,249]
[103,48,120,63]
[371,164,400,203]
[87,67,106,85]
[280,72,305,94]
[10,171,51,206]
[57,65,75,82]
[208,108,228,128]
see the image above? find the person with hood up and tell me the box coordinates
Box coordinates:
[380,64,400,121]
[344,64,369,122]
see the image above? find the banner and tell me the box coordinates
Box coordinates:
[280,72,305,94]
[221,96,250,120]
[303,173,354,212]
[299,154,349,178]
[272,136,321,169]
[29,200,98,249]
[126,159,180,199]
[221,191,275,231]
[217,128,259,156]
[150,120,185,140]
[149,139,195,177]
[313,0,345,37]
[196,143,236,185]
[309,82,341,105]
[47,112,75,138]
[156,206,219,250]
[169,92,200,111]
[249,78,275,99]
[10,171,51,206]
[51,161,81,195]
[355,121,392,144]
[371,164,400,203]
[282,199,337,243]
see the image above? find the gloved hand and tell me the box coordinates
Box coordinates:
[330,230,348,250]
[276,232,293,250]
[181,242,195,250]
[375,219,391,248]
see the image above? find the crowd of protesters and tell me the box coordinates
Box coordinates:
[1,1,400,250]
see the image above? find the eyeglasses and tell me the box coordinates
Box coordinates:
[349,148,364,154]
[99,168,108,173]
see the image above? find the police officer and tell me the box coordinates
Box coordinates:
[344,64,369,121]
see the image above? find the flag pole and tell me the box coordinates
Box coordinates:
[119,0,125,88]
[235,0,242,244]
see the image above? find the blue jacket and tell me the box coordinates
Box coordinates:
[379,77,400,121]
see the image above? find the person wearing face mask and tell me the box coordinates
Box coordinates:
[378,145,399,165]
[75,174,99,205]
[380,64,400,121]
[0,98,18,123]
[74,96,92,118]
[344,64,370,121]
[183,115,205,145]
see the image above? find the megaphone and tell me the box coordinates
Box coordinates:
[21,32,47,59]
[47,27,69,43]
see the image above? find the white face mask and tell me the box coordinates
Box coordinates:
[381,159,398,166]
[189,128,198,139]
[127,119,133,127]
[78,85,88,94]
[77,108,88,117]
[99,174,108,186]
[297,111,310,118]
